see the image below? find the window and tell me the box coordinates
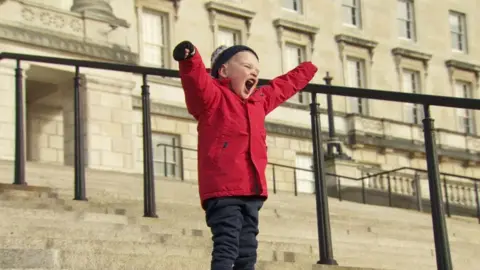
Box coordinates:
[295,154,314,194]
[283,0,302,13]
[449,11,467,52]
[141,9,168,67]
[284,43,308,104]
[217,27,241,47]
[402,69,423,124]
[346,57,367,114]
[397,0,415,40]
[342,0,361,27]
[153,133,182,178]
[455,81,475,134]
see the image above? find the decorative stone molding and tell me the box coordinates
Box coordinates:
[273,18,319,51]
[71,0,129,28]
[335,34,378,61]
[168,0,182,20]
[446,59,480,76]
[392,47,432,71]
[445,59,480,88]
[205,1,255,37]
[0,23,138,64]
[20,6,83,34]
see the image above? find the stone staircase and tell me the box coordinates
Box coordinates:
[0,160,478,269]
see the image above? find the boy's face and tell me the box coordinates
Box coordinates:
[219,51,260,100]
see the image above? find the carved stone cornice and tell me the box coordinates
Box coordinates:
[445,59,480,73]
[273,18,319,36]
[392,47,432,62]
[335,34,378,51]
[392,47,432,72]
[445,59,480,83]
[205,1,255,36]
[273,18,319,51]
[0,23,138,64]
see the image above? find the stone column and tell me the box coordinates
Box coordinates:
[0,61,29,161]
[81,71,136,172]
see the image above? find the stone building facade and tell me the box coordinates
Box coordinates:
[0,0,479,208]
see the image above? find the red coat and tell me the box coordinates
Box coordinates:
[178,47,318,205]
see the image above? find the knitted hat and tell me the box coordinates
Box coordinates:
[210,45,259,78]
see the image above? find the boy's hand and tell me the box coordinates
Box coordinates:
[173,41,196,61]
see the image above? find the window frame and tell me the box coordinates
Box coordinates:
[401,68,423,124]
[282,0,303,14]
[217,27,242,47]
[342,0,362,28]
[346,56,368,115]
[397,0,416,41]
[454,80,475,134]
[284,42,308,104]
[136,2,174,69]
[152,132,182,179]
[449,10,468,53]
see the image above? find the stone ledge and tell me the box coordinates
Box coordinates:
[0,23,138,64]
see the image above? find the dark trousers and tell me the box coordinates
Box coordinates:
[203,196,265,270]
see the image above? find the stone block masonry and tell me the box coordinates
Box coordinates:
[82,71,136,172]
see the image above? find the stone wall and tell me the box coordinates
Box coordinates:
[26,103,64,164]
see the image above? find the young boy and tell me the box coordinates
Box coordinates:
[172,40,318,270]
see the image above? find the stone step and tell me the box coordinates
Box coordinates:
[0,235,441,269]
[1,171,477,231]
[0,212,476,268]
[0,213,447,254]
[0,248,383,270]
[1,198,477,246]
[0,185,475,234]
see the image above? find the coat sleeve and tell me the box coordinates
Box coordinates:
[262,62,318,115]
[179,47,220,119]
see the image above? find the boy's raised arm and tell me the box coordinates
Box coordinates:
[261,62,318,115]
[173,41,220,119]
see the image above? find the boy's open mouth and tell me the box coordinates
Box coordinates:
[245,79,256,91]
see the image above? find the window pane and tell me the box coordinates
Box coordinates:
[284,44,304,71]
[217,28,238,47]
[143,45,163,66]
[449,14,460,32]
[283,0,301,12]
[397,1,408,20]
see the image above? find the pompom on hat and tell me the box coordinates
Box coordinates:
[210,45,259,78]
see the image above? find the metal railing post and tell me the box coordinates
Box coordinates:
[422,105,452,270]
[443,176,451,217]
[13,60,26,186]
[387,175,392,207]
[310,91,337,265]
[475,182,480,224]
[142,74,157,218]
[293,168,298,196]
[272,164,276,194]
[337,177,342,201]
[414,172,422,212]
[73,66,86,200]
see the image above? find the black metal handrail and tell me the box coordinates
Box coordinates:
[2,52,480,270]
[156,143,480,223]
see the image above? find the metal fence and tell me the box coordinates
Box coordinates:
[1,51,480,270]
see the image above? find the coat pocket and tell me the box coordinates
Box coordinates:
[209,138,228,167]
